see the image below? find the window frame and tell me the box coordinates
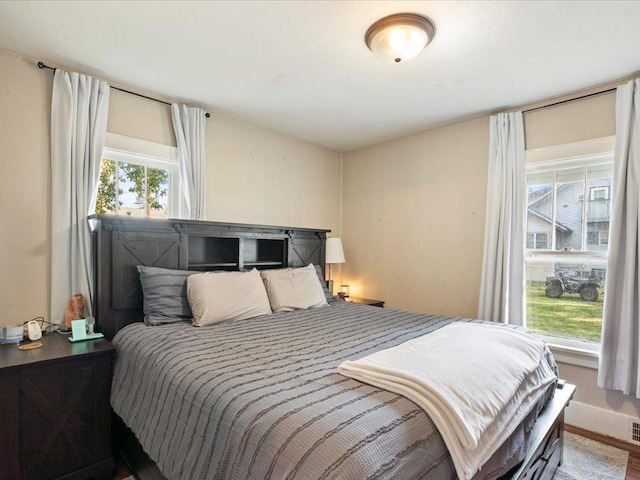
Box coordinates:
[100,133,181,218]
[525,137,615,355]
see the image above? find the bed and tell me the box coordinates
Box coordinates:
[91,215,575,480]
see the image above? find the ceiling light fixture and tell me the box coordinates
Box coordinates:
[365,13,436,63]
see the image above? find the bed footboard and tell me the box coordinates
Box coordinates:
[506,383,576,480]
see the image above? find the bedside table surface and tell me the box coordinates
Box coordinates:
[0,331,114,370]
[345,296,385,306]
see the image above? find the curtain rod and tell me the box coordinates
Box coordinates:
[501,71,640,115]
[37,61,210,118]
[522,88,617,114]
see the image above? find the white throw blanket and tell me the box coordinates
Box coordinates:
[338,322,557,480]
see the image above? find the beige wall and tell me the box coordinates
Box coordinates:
[108,89,175,145]
[0,49,52,327]
[206,116,341,231]
[560,363,640,418]
[524,91,616,149]
[0,47,341,328]
[341,116,489,318]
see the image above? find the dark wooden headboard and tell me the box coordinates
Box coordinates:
[90,215,330,340]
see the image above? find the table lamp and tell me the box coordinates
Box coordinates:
[325,237,345,295]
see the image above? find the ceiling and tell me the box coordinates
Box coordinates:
[1,1,640,152]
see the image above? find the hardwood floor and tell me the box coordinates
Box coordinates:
[566,424,640,480]
[628,453,640,480]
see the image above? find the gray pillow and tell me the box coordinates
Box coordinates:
[137,266,194,326]
[313,264,336,303]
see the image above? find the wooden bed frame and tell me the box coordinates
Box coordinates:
[91,215,575,480]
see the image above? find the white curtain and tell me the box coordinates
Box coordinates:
[478,112,526,325]
[598,79,640,396]
[171,104,206,220]
[50,69,110,324]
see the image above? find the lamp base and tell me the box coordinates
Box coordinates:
[326,279,334,295]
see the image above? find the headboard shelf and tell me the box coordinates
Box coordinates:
[90,214,330,340]
[188,262,239,269]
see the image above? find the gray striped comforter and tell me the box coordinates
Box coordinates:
[111,302,558,480]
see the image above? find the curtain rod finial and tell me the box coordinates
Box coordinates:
[37,61,55,71]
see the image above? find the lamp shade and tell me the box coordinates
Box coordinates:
[325,237,345,264]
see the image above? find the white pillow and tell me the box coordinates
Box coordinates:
[187,269,272,326]
[260,264,328,313]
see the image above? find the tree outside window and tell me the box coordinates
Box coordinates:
[95,158,170,218]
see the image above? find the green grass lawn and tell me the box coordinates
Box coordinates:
[526,285,603,342]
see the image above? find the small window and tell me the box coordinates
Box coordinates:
[96,134,180,218]
[527,232,549,250]
[590,186,610,201]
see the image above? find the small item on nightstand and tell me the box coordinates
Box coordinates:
[71,319,87,341]
[64,293,85,330]
[18,342,43,350]
[86,316,95,335]
[26,320,42,341]
[339,285,350,297]
[1,325,24,344]
[69,318,104,342]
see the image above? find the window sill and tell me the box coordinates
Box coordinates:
[546,342,599,370]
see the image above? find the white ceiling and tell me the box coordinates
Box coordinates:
[1,1,639,152]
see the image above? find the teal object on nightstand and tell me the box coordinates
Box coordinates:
[69,318,104,342]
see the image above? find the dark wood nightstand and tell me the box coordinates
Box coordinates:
[0,332,115,480]
[344,296,385,308]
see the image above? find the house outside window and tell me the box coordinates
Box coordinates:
[525,139,613,348]
[96,133,180,218]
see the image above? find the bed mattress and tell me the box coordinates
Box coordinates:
[111,301,557,480]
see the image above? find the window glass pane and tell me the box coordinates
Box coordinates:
[147,167,169,218]
[96,159,117,214]
[535,233,549,249]
[554,167,584,251]
[586,164,613,252]
[99,143,178,218]
[118,162,146,217]
[527,175,553,250]
[526,259,605,343]
[526,150,612,345]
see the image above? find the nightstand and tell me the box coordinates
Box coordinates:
[0,332,115,479]
[344,296,385,308]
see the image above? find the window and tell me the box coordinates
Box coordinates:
[95,134,180,218]
[527,232,550,250]
[590,186,610,201]
[587,229,609,246]
[525,142,613,347]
